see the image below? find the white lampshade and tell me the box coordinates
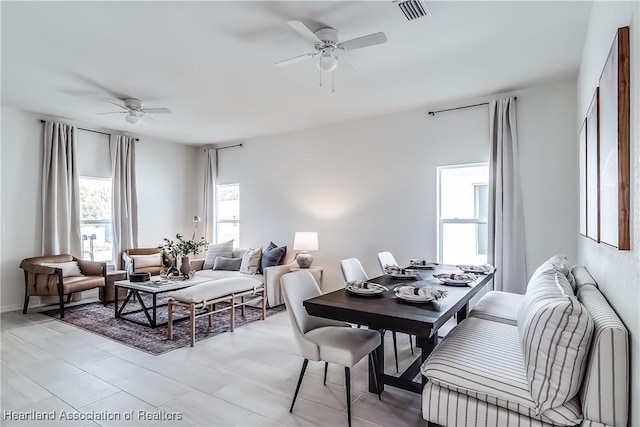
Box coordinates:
[293,232,319,251]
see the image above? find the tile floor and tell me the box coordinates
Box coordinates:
[1,306,425,426]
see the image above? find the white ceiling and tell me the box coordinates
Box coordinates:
[1,1,592,145]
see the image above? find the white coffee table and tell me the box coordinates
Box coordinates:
[114,276,211,328]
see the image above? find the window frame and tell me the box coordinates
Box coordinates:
[79,176,113,263]
[216,183,240,245]
[436,163,489,264]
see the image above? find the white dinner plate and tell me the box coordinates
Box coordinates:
[433,273,476,286]
[394,291,435,303]
[346,282,388,296]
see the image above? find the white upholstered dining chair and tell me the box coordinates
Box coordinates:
[281,270,381,427]
[377,251,398,273]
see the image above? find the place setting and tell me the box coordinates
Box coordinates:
[432,272,477,286]
[456,263,495,274]
[384,265,420,279]
[345,281,389,296]
[407,258,439,269]
[394,285,448,304]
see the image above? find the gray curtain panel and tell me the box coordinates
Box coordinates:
[488,97,527,293]
[202,148,217,243]
[110,135,138,268]
[41,121,82,257]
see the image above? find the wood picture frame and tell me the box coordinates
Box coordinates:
[598,26,630,250]
[586,89,600,242]
[579,119,587,236]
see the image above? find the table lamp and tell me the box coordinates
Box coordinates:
[293,231,318,268]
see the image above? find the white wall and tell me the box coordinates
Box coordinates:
[576,2,640,425]
[0,105,200,312]
[215,80,577,294]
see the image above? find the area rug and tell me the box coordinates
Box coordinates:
[43,296,285,355]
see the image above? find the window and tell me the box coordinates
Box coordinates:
[437,163,489,265]
[216,183,239,245]
[79,177,113,262]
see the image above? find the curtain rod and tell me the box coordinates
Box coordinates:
[39,120,139,141]
[428,97,517,116]
[203,143,243,152]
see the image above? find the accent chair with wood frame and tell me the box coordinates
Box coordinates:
[122,247,172,275]
[19,254,107,318]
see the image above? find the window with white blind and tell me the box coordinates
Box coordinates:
[437,163,489,265]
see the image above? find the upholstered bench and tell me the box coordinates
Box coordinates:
[167,277,264,346]
[422,260,629,427]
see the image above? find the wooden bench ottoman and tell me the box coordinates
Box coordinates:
[167,277,265,346]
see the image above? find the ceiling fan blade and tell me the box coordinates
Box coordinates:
[143,114,159,123]
[275,52,317,67]
[105,99,129,111]
[142,108,172,114]
[287,20,322,44]
[96,111,127,115]
[338,32,387,51]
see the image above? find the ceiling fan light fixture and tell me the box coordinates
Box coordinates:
[318,51,338,72]
[126,112,143,124]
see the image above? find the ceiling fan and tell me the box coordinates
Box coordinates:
[276,20,388,74]
[97,98,171,125]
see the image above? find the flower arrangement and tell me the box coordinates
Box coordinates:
[159,233,208,259]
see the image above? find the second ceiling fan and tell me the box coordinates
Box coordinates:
[276,20,388,74]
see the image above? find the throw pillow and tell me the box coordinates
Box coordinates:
[239,248,262,275]
[130,253,163,269]
[518,271,594,414]
[260,244,287,273]
[39,261,83,277]
[213,256,242,271]
[203,240,234,269]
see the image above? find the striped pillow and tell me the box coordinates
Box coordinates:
[203,240,234,269]
[517,271,594,414]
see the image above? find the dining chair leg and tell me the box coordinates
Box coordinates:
[290,359,309,412]
[392,331,399,373]
[410,334,414,355]
[369,353,381,401]
[323,362,328,385]
[345,366,352,427]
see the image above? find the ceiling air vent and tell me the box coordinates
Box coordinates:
[394,0,431,20]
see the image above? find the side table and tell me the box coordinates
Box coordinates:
[289,266,324,289]
[100,270,128,304]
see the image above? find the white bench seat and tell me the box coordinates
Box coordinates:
[167,277,265,346]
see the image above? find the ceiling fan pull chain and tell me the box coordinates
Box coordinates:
[332,70,335,93]
[319,69,323,87]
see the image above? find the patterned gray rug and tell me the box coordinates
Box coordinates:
[43,297,285,355]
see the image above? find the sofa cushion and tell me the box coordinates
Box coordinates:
[39,261,82,277]
[240,248,262,275]
[260,243,287,273]
[469,290,523,325]
[213,256,242,271]
[422,382,582,427]
[130,253,163,269]
[203,240,234,269]
[194,269,263,283]
[530,255,576,293]
[421,317,583,426]
[517,271,594,414]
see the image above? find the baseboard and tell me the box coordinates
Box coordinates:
[1,289,101,314]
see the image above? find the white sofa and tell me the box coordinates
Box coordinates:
[191,248,297,308]
[421,257,629,427]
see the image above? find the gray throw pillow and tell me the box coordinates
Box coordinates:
[213,256,242,271]
[203,240,234,269]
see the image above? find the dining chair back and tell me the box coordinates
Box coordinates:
[281,270,382,426]
[377,251,399,273]
[340,258,369,283]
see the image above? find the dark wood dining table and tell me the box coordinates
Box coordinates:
[303,264,494,394]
